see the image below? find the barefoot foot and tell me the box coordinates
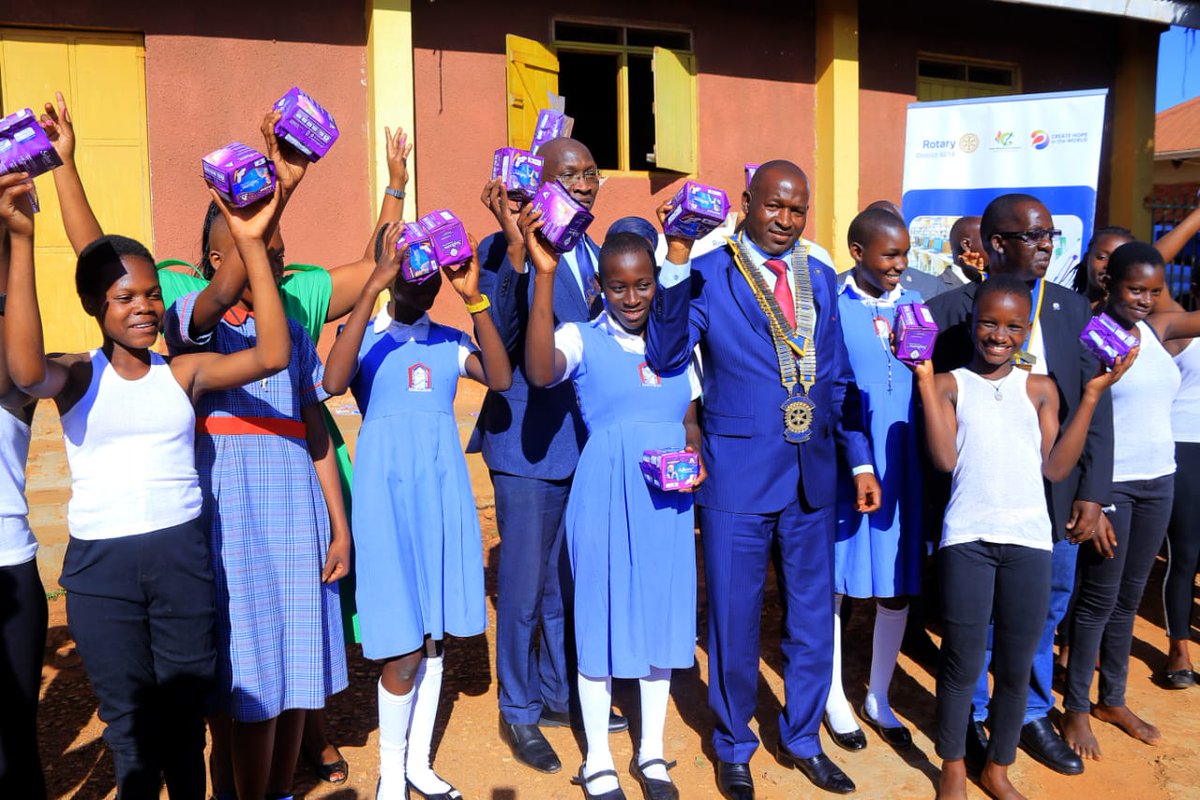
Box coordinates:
[1092,703,1162,746]
[936,759,969,800]
[1062,710,1102,760]
[980,760,1028,800]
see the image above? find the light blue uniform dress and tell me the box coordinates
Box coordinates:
[348,310,487,660]
[834,276,924,599]
[553,314,700,679]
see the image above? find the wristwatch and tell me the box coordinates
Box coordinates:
[385,186,406,200]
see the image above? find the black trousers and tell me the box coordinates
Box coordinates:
[1066,475,1174,711]
[0,557,47,799]
[60,517,216,800]
[1164,444,1200,641]
[936,540,1050,764]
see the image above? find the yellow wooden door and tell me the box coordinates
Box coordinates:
[652,47,697,174]
[506,34,559,150]
[0,29,152,352]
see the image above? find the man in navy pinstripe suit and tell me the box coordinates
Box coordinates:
[647,160,881,798]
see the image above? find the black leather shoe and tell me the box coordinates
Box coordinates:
[1020,717,1083,776]
[571,766,626,799]
[778,747,855,795]
[822,714,867,752]
[630,758,679,800]
[715,760,754,800]
[539,708,630,733]
[858,703,912,747]
[965,719,988,777]
[406,780,464,799]
[501,721,561,774]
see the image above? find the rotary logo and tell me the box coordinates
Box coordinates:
[959,133,979,153]
[1031,129,1049,150]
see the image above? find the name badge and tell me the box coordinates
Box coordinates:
[638,362,662,387]
[408,363,432,392]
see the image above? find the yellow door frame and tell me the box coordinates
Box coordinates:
[814,0,859,271]
[366,0,417,218]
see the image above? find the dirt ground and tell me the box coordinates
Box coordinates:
[26,388,1200,799]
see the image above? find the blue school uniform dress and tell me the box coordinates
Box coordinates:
[553,313,700,679]
[164,296,347,722]
[349,310,487,660]
[833,275,923,598]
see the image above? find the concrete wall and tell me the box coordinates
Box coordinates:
[1,1,372,282]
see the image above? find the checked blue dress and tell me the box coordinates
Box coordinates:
[165,295,348,722]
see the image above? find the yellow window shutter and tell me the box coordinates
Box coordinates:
[506,34,558,149]
[652,47,697,173]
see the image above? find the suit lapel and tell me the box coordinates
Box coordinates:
[724,249,774,347]
[553,245,590,322]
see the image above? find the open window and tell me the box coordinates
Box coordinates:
[505,23,697,174]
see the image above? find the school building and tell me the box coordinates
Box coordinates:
[0,0,1191,351]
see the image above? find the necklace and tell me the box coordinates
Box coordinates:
[980,370,1014,401]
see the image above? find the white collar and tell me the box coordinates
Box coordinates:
[840,271,904,305]
[373,308,432,336]
[599,311,647,347]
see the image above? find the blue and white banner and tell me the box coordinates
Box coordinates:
[901,89,1108,286]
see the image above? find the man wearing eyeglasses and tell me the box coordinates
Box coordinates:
[927,193,1114,779]
[472,137,623,774]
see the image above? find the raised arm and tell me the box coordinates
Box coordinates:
[0,175,75,400]
[1151,305,1200,342]
[448,236,512,391]
[914,362,958,473]
[522,216,568,388]
[1040,351,1135,482]
[176,190,291,398]
[481,179,526,273]
[40,91,103,254]
[322,126,413,322]
[322,222,404,396]
[0,225,33,414]
[646,200,703,373]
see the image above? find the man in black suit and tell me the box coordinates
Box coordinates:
[927,193,1114,778]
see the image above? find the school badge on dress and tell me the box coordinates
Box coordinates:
[638,362,662,387]
[407,363,432,392]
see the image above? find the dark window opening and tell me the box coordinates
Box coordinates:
[626,28,691,50]
[918,60,966,81]
[559,51,620,170]
[628,54,655,170]
[554,21,623,45]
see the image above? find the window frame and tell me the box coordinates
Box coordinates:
[915,52,1022,102]
[551,17,694,175]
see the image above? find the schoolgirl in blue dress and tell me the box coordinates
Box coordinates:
[323,223,511,800]
[523,219,704,800]
[825,208,923,750]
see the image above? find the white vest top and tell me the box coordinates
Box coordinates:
[1112,321,1180,482]
[941,367,1052,551]
[1172,337,1200,444]
[60,350,202,540]
[0,407,34,566]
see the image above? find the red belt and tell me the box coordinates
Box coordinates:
[197,416,306,439]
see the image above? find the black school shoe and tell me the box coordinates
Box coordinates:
[501,721,561,773]
[406,780,464,800]
[1162,669,1196,689]
[1019,717,1083,776]
[630,758,680,800]
[777,746,856,795]
[571,766,627,800]
[715,760,755,800]
[823,714,868,752]
[858,703,912,747]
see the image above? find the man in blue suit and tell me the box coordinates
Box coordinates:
[647,160,881,798]
[473,137,624,774]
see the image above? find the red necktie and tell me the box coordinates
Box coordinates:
[764,258,796,329]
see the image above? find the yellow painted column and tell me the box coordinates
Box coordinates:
[366,0,417,216]
[814,0,859,271]
[1108,19,1158,240]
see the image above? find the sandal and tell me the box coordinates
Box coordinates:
[304,744,349,784]
[571,765,626,799]
[630,758,679,800]
[1163,669,1196,690]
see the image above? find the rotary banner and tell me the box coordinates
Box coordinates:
[901,89,1108,287]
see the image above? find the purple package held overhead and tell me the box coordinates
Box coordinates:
[396,222,439,284]
[664,181,730,240]
[894,302,939,363]
[744,163,760,188]
[640,448,700,492]
[418,209,471,266]
[202,143,276,208]
[0,108,63,178]
[530,181,594,252]
[491,147,544,201]
[273,87,339,162]
[531,108,575,154]
[1080,313,1138,367]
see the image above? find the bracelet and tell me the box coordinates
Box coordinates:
[385,186,406,200]
[465,295,491,315]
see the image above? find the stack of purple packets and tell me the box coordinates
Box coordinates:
[894,302,939,364]
[491,147,544,201]
[531,108,574,154]
[396,222,439,284]
[418,210,471,267]
[1080,313,1138,367]
[640,448,700,492]
[530,181,594,252]
[273,87,339,162]
[0,108,62,179]
[663,182,730,240]
[202,143,276,208]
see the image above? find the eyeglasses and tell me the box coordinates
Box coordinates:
[555,168,602,187]
[995,228,1062,245]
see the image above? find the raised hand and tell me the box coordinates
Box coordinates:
[0,174,36,239]
[385,126,412,189]
[443,235,484,304]
[481,179,521,244]
[520,209,559,276]
[38,91,75,164]
[368,222,406,293]
[1086,348,1138,393]
[260,110,309,196]
[208,186,281,243]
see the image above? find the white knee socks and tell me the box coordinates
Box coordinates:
[377,679,414,800]
[578,673,619,793]
[825,595,860,734]
[864,603,908,728]
[638,667,672,781]
[407,655,452,795]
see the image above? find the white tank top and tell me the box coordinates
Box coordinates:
[60,349,202,540]
[1172,337,1200,444]
[941,367,1052,551]
[1112,321,1180,482]
[0,407,34,566]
